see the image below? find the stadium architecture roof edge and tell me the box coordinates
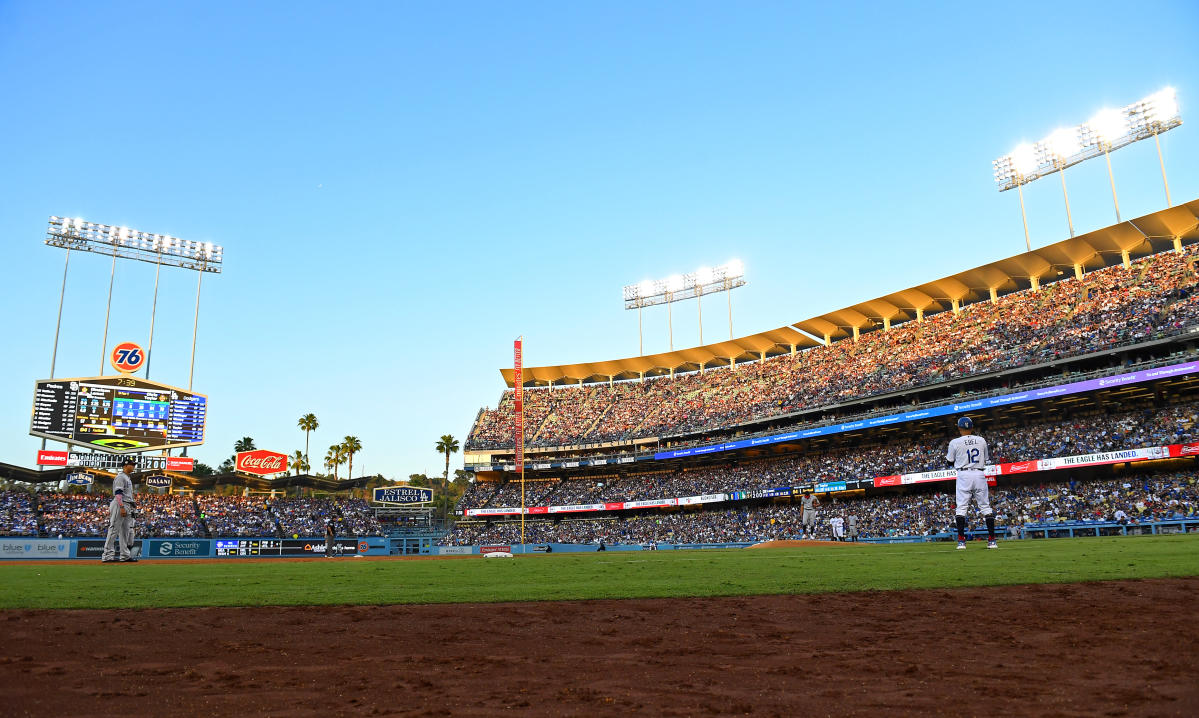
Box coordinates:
[500,199,1199,388]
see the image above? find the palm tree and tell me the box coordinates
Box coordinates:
[434,434,460,520]
[234,436,256,453]
[325,444,344,480]
[290,450,306,476]
[341,436,362,481]
[297,413,318,477]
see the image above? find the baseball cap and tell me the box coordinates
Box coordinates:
[957,416,974,429]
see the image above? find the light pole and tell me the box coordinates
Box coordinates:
[624,261,747,355]
[993,88,1181,240]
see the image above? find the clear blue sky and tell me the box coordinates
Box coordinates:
[2,1,1197,479]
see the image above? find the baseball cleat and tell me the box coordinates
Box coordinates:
[119,557,138,563]
[956,541,967,550]
[987,541,998,549]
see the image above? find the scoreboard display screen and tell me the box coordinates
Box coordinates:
[30,375,207,452]
[215,539,358,556]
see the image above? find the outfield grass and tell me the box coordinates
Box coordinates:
[1,535,1197,610]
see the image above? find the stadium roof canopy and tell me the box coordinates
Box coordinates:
[500,199,1199,388]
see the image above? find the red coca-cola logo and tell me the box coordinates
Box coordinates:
[235,450,288,475]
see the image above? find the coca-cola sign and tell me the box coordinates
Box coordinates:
[235,450,288,476]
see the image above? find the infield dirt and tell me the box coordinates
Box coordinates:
[3,578,1196,717]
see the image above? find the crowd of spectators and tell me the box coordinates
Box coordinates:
[196,495,278,537]
[467,245,1199,450]
[336,498,384,535]
[137,494,205,537]
[0,491,38,536]
[457,401,1199,512]
[0,492,387,538]
[37,493,109,537]
[442,471,1199,546]
[272,498,341,537]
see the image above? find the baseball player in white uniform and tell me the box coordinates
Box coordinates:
[830,515,845,541]
[800,492,819,538]
[946,417,997,550]
[102,458,138,563]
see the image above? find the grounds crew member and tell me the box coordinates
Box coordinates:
[102,458,138,563]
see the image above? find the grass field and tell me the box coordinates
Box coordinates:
[1,535,1197,610]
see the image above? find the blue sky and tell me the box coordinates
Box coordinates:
[1,1,1197,479]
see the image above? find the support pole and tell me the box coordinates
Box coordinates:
[637,304,643,356]
[1154,131,1172,208]
[1017,181,1031,252]
[727,285,733,339]
[99,254,117,375]
[49,249,71,380]
[697,287,703,346]
[43,248,72,462]
[1103,147,1121,223]
[1059,165,1075,238]
[667,295,673,351]
[146,252,162,379]
[188,268,204,390]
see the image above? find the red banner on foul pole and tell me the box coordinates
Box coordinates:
[514,338,524,471]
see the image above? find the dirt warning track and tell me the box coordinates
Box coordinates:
[2,578,1196,717]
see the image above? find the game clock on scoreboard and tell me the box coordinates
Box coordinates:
[29,375,207,453]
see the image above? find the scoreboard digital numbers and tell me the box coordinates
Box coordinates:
[30,376,207,452]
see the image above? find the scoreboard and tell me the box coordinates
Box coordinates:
[215,539,359,556]
[30,375,207,453]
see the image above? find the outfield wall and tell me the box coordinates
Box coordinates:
[0,536,389,560]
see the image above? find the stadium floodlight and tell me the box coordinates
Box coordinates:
[42,215,223,405]
[623,260,748,355]
[1042,127,1083,237]
[45,217,223,273]
[992,88,1182,241]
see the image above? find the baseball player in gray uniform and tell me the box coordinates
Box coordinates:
[847,513,859,542]
[800,492,819,538]
[946,417,997,550]
[102,458,138,563]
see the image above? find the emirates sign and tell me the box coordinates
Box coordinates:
[236,449,288,476]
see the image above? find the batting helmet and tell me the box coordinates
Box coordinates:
[957,416,974,430]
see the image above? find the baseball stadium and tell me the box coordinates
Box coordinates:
[3,4,1199,717]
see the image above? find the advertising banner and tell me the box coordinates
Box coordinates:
[373,486,433,504]
[814,481,848,493]
[0,539,71,558]
[1169,442,1199,457]
[439,546,472,555]
[514,338,524,472]
[676,493,726,506]
[145,476,172,488]
[75,539,144,558]
[481,545,512,554]
[37,452,194,472]
[235,450,287,476]
[147,539,211,558]
[65,473,93,485]
[467,507,525,516]
[622,498,678,509]
[546,503,607,514]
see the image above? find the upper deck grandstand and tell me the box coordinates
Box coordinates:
[466,201,1199,456]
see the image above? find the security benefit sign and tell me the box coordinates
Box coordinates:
[373,486,433,504]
